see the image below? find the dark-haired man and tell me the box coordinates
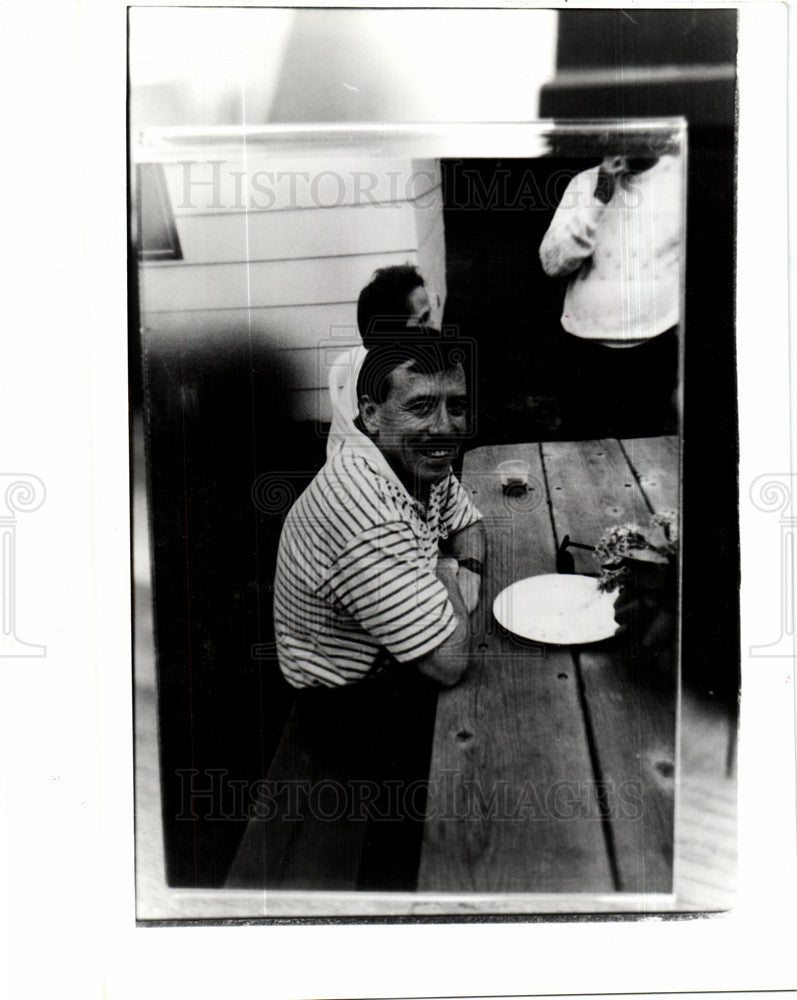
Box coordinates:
[272,333,484,889]
[356,264,432,346]
[276,335,484,690]
[326,264,434,459]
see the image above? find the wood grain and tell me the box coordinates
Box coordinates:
[576,646,676,893]
[418,444,614,893]
[540,439,652,575]
[541,438,678,893]
[621,436,680,514]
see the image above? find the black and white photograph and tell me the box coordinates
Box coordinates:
[4,1,797,997]
[130,6,738,919]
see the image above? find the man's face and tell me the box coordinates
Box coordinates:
[362,361,468,493]
[405,285,432,326]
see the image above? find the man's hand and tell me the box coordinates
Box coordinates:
[595,155,628,204]
[600,154,628,177]
[456,566,481,615]
[416,555,469,687]
[438,555,480,614]
[447,520,486,615]
[435,555,460,590]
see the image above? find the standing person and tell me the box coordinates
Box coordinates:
[539,152,682,438]
[326,264,433,458]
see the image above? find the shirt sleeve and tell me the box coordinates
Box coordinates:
[326,346,367,460]
[539,168,608,277]
[322,521,457,663]
[440,473,483,538]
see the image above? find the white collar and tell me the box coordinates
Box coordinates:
[337,425,448,509]
[337,424,408,493]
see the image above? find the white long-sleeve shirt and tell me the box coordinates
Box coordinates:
[539,156,683,348]
[326,345,367,459]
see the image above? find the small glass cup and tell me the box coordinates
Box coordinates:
[497,459,531,496]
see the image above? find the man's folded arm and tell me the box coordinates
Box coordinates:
[411,556,470,688]
[448,520,486,615]
[325,525,472,689]
[439,472,486,615]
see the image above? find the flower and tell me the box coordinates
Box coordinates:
[593,511,679,593]
[650,509,679,552]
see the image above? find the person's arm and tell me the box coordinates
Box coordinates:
[538,159,625,278]
[326,346,367,460]
[326,523,471,689]
[437,474,486,615]
[449,520,486,615]
[413,557,471,688]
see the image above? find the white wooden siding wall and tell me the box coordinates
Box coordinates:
[139,156,447,422]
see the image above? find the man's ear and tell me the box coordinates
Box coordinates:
[359,396,380,437]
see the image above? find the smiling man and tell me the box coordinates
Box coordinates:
[274,332,485,691]
[270,331,484,890]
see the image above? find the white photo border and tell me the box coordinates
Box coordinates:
[0,1,794,998]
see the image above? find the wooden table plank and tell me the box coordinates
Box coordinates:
[541,438,678,894]
[541,439,653,576]
[418,444,614,893]
[576,646,676,893]
[621,436,680,514]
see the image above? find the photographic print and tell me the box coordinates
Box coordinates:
[129,6,738,921]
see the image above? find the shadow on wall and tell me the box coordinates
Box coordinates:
[143,337,325,886]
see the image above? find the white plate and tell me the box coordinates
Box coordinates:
[493,574,618,645]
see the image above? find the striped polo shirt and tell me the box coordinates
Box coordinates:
[274,433,482,689]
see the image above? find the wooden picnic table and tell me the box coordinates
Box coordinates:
[227,436,678,902]
[418,436,679,896]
